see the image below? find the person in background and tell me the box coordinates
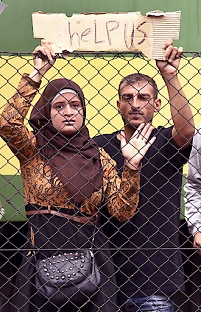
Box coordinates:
[0,199,5,220]
[0,40,154,312]
[184,124,201,253]
[94,40,195,312]
[180,124,201,312]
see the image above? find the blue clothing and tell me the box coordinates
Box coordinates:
[118,295,175,312]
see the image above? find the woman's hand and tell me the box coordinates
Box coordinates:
[120,123,156,170]
[29,39,56,82]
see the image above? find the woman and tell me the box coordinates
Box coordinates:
[0,41,155,312]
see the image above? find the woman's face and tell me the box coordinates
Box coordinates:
[50,92,84,135]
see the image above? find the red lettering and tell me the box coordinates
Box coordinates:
[124,23,135,49]
[81,28,91,42]
[106,21,119,46]
[68,22,80,46]
[136,21,147,45]
[94,20,104,44]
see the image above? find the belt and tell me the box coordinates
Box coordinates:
[26,209,97,225]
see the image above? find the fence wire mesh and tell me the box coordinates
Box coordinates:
[0,51,201,312]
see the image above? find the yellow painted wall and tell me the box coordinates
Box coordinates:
[0,55,201,176]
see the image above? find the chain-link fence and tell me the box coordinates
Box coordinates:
[0,52,201,312]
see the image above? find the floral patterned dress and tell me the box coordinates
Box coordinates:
[0,74,140,312]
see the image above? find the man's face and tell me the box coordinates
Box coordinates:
[117,80,161,129]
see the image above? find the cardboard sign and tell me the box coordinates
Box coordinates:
[32,11,181,59]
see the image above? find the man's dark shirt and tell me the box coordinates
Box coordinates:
[94,126,191,299]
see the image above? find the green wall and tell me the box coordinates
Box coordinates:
[0,174,187,222]
[0,0,200,52]
[0,175,26,222]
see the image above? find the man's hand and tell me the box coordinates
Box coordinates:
[156,39,183,78]
[193,232,201,256]
[120,123,156,170]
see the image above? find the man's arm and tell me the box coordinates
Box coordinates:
[184,124,201,254]
[157,40,195,149]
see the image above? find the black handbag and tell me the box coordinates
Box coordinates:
[33,195,103,307]
[35,248,101,306]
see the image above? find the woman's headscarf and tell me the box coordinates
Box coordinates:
[29,78,103,203]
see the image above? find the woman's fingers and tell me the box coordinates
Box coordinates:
[33,40,55,61]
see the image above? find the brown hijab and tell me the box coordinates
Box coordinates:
[29,78,103,203]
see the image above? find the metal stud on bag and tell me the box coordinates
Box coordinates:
[35,196,103,306]
[37,249,91,287]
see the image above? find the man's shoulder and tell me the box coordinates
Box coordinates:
[154,125,172,134]
[93,131,119,146]
[153,126,173,141]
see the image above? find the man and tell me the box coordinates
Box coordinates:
[94,41,195,312]
[181,124,201,312]
[184,123,201,253]
[0,200,5,220]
